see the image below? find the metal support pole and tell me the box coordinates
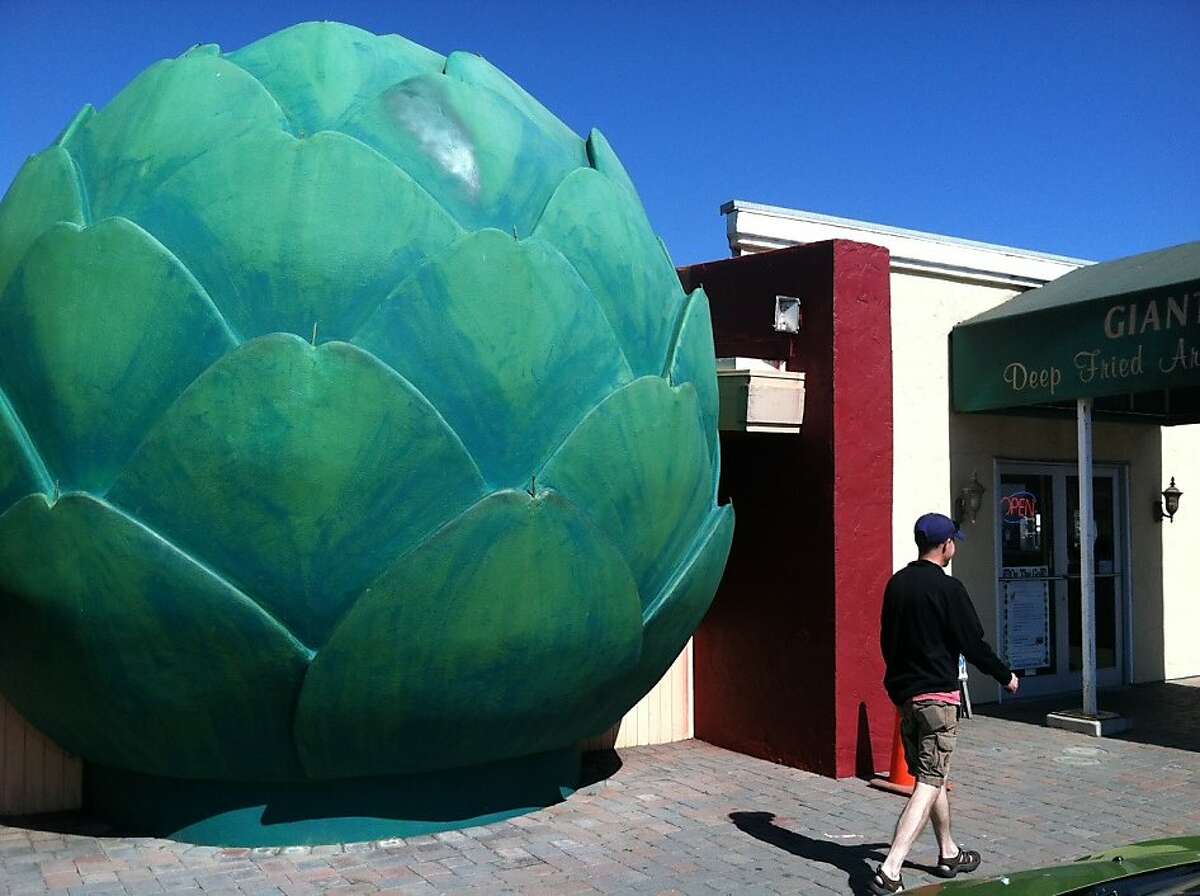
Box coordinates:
[1077,398,1097,716]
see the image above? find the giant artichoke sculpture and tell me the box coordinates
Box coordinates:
[0,21,733,840]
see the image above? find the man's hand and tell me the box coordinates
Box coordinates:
[1005,673,1019,694]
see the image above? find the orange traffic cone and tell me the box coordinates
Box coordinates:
[868,709,915,796]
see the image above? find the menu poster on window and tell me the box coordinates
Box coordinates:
[1003,580,1050,672]
[1001,566,1049,579]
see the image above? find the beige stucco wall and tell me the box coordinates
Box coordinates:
[1161,424,1200,680]
[890,270,1020,569]
[891,268,1200,703]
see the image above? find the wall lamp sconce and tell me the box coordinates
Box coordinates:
[1154,477,1183,523]
[955,471,986,526]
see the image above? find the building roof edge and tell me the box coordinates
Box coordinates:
[721,200,1094,267]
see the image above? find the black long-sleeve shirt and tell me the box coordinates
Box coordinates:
[880,559,1012,705]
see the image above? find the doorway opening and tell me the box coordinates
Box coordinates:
[994,461,1130,699]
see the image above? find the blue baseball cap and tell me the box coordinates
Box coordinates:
[914,512,965,548]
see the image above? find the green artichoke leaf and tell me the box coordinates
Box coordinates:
[227,21,445,137]
[0,389,48,510]
[0,219,237,495]
[539,377,714,608]
[585,128,644,211]
[61,50,288,220]
[0,146,86,298]
[444,52,582,161]
[129,129,461,342]
[336,71,587,235]
[583,504,734,736]
[0,493,311,781]
[108,335,487,648]
[533,167,687,377]
[295,488,643,779]
[668,287,721,471]
[353,229,633,489]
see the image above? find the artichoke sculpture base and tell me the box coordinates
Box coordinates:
[84,749,581,847]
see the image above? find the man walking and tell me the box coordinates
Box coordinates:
[869,513,1019,895]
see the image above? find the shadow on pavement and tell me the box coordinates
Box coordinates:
[578,748,623,788]
[3,750,627,841]
[730,810,894,895]
[977,679,1200,753]
[0,810,114,837]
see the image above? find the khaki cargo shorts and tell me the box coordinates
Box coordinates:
[900,700,959,788]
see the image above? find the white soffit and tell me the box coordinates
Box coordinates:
[723,200,1090,289]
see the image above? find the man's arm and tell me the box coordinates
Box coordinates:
[946,581,1013,687]
[879,583,895,665]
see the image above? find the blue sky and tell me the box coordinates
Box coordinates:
[3,1,1197,265]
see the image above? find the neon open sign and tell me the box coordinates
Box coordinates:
[1002,492,1038,523]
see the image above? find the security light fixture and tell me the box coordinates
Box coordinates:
[1154,477,1183,523]
[773,296,801,334]
[955,471,986,526]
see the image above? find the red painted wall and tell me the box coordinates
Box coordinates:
[679,241,894,778]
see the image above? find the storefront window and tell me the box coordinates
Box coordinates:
[1000,474,1053,570]
[1067,476,1119,670]
[999,474,1055,676]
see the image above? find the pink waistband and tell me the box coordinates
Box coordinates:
[910,690,961,706]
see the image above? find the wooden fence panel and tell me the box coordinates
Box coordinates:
[0,694,82,815]
[579,639,693,752]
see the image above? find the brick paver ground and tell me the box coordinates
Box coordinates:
[3,679,1198,896]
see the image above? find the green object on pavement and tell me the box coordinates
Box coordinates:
[0,21,732,845]
[908,836,1200,894]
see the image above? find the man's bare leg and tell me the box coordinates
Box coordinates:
[880,781,939,880]
[928,784,958,861]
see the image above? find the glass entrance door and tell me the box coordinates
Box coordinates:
[995,462,1125,698]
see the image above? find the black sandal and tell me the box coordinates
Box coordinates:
[868,864,905,894]
[935,847,982,878]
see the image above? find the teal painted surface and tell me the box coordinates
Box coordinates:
[226,24,445,135]
[354,230,634,489]
[0,219,238,493]
[86,748,580,848]
[669,287,721,469]
[533,166,689,376]
[296,489,643,778]
[0,494,310,780]
[107,335,488,648]
[0,147,86,295]
[129,129,463,342]
[540,377,714,605]
[0,20,732,842]
[580,504,735,739]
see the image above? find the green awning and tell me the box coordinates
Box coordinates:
[951,241,1200,425]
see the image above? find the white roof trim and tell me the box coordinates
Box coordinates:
[723,200,1091,289]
